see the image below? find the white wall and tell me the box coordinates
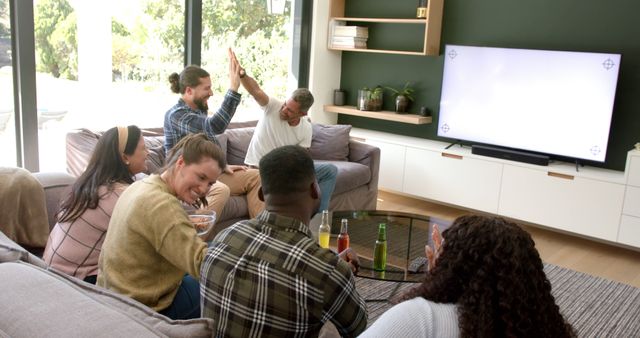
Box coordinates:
[308,1,341,125]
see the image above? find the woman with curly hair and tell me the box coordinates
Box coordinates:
[360,215,575,338]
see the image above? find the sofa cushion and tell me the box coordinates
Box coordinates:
[0,231,47,268]
[66,129,167,177]
[66,129,101,177]
[33,171,76,230]
[317,160,371,195]
[0,261,214,337]
[144,135,166,174]
[310,124,352,161]
[225,127,255,165]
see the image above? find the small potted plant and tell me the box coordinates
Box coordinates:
[386,82,415,113]
[357,86,384,111]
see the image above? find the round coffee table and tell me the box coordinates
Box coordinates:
[310,210,451,283]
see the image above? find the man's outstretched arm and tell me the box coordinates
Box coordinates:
[229,49,269,106]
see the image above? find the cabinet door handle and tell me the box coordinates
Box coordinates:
[548,172,574,180]
[441,152,463,160]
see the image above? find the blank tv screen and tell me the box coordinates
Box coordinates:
[437,45,621,162]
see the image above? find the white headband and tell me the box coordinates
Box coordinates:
[117,126,128,154]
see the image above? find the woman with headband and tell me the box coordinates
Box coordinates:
[43,125,148,284]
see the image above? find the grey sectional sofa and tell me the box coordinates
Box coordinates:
[65,121,380,233]
[0,231,215,337]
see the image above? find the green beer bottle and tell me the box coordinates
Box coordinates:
[373,223,387,271]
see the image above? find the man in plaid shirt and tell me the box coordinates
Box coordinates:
[164,50,263,235]
[201,145,367,337]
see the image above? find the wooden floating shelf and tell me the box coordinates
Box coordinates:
[324,105,432,125]
[328,0,443,56]
[328,46,426,56]
[332,17,427,24]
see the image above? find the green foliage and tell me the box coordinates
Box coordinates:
[201,0,288,45]
[385,82,415,101]
[28,0,291,106]
[0,0,8,37]
[361,86,384,100]
[199,0,291,108]
[34,0,77,79]
[112,20,130,37]
[112,19,139,81]
[143,0,183,57]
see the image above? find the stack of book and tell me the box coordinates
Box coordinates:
[331,25,368,49]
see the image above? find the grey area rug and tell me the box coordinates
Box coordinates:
[356,263,640,337]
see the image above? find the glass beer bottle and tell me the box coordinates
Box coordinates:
[318,210,331,249]
[337,218,350,252]
[373,223,387,271]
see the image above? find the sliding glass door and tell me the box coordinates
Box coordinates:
[33,0,184,171]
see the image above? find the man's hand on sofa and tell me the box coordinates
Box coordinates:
[224,165,249,175]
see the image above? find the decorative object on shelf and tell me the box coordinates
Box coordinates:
[635,142,640,151]
[331,25,368,49]
[385,82,415,113]
[357,86,383,111]
[417,0,428,19]
[333,89,346,106]
[419,106,431,117]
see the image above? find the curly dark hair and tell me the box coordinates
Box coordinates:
[400,215,575,338]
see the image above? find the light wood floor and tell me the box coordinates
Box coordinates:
[377,190,640,288]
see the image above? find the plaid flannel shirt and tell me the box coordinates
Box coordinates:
[201,211,368,338]
[163,90,241,153]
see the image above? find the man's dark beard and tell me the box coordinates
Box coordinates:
[194,97,208,111]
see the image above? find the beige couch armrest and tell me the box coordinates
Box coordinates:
[348,140,380,194]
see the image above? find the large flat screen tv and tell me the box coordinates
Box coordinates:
[437,44,621,163]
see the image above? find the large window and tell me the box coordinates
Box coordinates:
[0,0,16,167]
[33,0,184,171]
[9,0,306,172]
[200,0,295,121]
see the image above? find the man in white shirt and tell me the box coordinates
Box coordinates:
[234,51,337,212]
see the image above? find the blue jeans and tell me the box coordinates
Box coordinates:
[315,163,338,212]
[159,275,200,320]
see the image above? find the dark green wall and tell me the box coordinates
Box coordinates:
[337,0,640,171]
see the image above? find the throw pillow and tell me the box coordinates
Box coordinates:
[225,127,255,165]
[310,124,352,161]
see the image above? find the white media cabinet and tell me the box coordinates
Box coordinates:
[351,128,640,249]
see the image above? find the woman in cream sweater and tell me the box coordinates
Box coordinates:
[97,133,225,320]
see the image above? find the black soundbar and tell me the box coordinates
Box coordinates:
[471,145,549,166]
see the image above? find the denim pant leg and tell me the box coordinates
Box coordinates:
[314,163,338,212]
[159,274,201,320]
